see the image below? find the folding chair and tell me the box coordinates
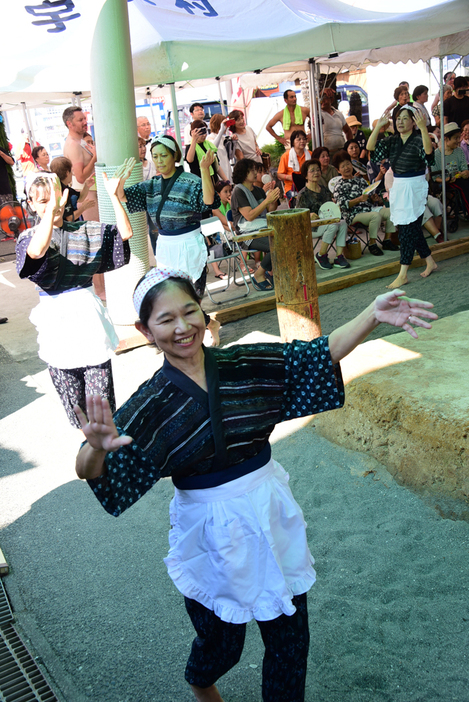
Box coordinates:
[200,217,250,304]
[226,210,271,289]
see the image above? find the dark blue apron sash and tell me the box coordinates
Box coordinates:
[172,442,272,490]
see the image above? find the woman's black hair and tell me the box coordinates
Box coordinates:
[344,138,360,152]
[300,158,321,179]
[311,146,330,161]
[232,158,258,185]
[332,149,351,170]
[136,277,201,329]
[393,85,409,101]
[215,179,231,193]
[395,106,416,123]
[32,145,46,161]
[227,110,244,134]
[150,135,182,162]
[290,129,307,146]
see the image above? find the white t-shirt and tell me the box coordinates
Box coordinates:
[321,108,347,152]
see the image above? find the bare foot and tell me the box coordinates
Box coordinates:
[386,274,408,290]
[207,318,221,347]
[420,262,438,278]
[191,684,224,701]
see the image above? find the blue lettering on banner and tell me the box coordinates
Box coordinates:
[175,0,218,17]
[25,1,80,33]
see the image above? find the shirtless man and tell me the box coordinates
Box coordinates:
[266,90,310,148]
[63,106,104,298]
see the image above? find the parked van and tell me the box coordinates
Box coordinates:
[165,100,227,146]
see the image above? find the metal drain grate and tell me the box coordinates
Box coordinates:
[0,581,13,627]
[0,581,58,702]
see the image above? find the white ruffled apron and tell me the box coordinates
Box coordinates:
[389,173,428,225]
[164,457,316,624]
[30,287,118,369]
[156,228,208,282]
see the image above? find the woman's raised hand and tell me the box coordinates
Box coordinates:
[414,112,428,132]
[74,395,133,452]
[376,110,391,130]
[200,149,215,171]
[105,157,136,199]
[373,290,437,339]
[48,175,68,219]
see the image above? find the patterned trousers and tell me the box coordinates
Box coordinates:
[399,214,431,265]
[48,360,115,428]
[184,594,310,701]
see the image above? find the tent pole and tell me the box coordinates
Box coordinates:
[439,57,447,242]
[316,63,324,145]
[308,59,319,150]
[169,83,182,150]
[26,106,36,144]
[146,89,158,136]
[216,78,227,115]
[21,102,34,147]
[90,0,148,327]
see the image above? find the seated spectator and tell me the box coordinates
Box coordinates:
[460,120,469,162]
[32,146,51,172]
[207,114,242,183]
[392,86,411,131]
[366,118,392,185]
[312,146,338,189]
[332,150,398,257]
[277,129,311,200]
[444,76,469,127]
[346,116,367,159]
[138,137,157,180]
[297,159,350,270]
[213,179,256,274]
[432,122,469,215]
[413,85,431,128]
[227,110,262,163]
[230,158,281,291]
[320,88,353,155]
[423,195,444,243]
[49,156,95,222]
[185,120,227,184]
[345,139,367,168]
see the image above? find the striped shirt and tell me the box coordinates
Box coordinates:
[88,338,345,517]
[16,221,129,293]
[370,132,434,175]
[124,170,220,232]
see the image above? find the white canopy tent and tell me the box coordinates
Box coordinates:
[1,0,469,97]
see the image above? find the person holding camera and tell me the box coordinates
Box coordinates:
[444,76,469,127]
[185,120,228,185]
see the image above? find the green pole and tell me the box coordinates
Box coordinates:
[91,0,149,327]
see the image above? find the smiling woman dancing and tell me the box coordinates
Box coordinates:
[75,266,436,702]
[368,105,438,289]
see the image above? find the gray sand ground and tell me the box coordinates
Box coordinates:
[1,252,469,701]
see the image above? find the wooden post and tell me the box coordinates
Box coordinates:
[267,208,321,343]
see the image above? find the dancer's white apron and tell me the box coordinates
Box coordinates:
[389,173,428,225]
[156,228,208,282]
[164,458,316,624]
[30,287,118,369]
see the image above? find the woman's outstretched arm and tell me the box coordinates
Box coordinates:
[328,290,437,365]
